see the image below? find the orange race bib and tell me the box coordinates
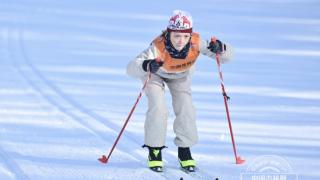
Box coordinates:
[153,33,200,73]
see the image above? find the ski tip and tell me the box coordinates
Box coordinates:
[236,156,245,165]
[98,155,108,164]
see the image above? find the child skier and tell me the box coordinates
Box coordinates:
[126,10,233,172]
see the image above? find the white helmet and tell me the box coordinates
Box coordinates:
[167,10,193,33]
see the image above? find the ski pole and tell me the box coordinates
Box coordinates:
[98,72,152,164]
[212,37,245,165]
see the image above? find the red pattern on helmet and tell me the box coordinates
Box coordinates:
[167,10,193,33]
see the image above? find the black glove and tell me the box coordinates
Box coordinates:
[142,59,164,73]
[207,39,226,54]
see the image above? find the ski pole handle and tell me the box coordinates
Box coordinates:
[155,57,161,63]
[211,36,217,43]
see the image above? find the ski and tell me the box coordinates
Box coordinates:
[149,167,188,180]
[180,167,218,180]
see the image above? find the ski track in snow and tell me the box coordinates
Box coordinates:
[1,0,320,179]
[4,27,175,180]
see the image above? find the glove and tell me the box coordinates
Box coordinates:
[207,38,226,54]
[142,58,164,73]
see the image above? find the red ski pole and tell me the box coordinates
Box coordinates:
[212,37,245,165]
[98,72,151,164]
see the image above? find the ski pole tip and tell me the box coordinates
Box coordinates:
[98,155,108,164]
[236,156,245,165]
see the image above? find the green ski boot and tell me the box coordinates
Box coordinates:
[143,145,166,172]
[178,147,196,172]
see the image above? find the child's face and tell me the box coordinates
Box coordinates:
[169,32,191,51]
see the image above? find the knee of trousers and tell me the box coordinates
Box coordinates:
[145,105,168,125]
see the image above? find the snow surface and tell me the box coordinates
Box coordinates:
[0,0,320,179]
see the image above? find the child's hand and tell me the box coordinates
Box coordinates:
[207,38,226,54]
[142,58,164,73]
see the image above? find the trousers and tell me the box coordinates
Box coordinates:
[144,74,198,147]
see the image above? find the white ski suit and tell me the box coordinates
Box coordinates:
[126,32,233,148]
